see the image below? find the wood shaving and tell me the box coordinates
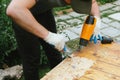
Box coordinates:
[41,57,94,80]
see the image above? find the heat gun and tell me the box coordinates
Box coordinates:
[79,15,97,50]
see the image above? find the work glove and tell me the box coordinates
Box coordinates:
[44,32,65,51]
[90,16,103,44]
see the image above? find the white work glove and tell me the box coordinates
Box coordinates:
[44,32,65,51]
[90,16,103,44]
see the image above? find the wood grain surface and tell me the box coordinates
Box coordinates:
[41,42,120,80]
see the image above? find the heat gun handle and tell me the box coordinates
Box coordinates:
[80,15,97,46]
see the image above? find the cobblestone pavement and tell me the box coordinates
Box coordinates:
[55,0,120,43]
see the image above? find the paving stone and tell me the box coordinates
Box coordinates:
[55,15,71,21]
[101,27,120,37]
[109,22,120,29]
[111,6,120,12]
[68,12,81,17]
[61,30,79,41]
[69,25,82,35]
[113,0,120,5]
[99,3,116,11]
[101,10,115,16]
[56,22,70,31]
[66,19,82,25]
[115,37,120,42]
[57,22,67,25]
[102,17,112,23]
[108,13,120,21]
[78,15,87,20]
[101,22,109,29]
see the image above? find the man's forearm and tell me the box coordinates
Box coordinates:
[91,0,100,18]
[6,1,49,39]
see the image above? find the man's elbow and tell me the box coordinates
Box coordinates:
[6,5,19,18]
[6,5,13,16]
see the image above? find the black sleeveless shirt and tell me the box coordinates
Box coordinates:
[30,0,51,15]
[30,0,66,15]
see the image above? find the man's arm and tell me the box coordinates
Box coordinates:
[6,0,65,51]
[90,0,102,43]
[6,0,49,39]
[91,0,100,18]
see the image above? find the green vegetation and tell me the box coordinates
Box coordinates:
[0,0,17,68]
[97,0,117,4]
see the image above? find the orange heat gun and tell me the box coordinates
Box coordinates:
[79,15,97,50]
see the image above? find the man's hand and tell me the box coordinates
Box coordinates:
[44,32,65,51]
[90,16,102,44]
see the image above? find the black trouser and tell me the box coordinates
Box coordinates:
[12,10,62,80]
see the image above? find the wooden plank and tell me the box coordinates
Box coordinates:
[41,43,120,80]
[98,57,120,67]
[41,57,94,80]
[92,60,120,76]
[74,42,120,61]
[82,68,120,80]
[77,76,92,80]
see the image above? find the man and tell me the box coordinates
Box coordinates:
[6,0,102,80]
